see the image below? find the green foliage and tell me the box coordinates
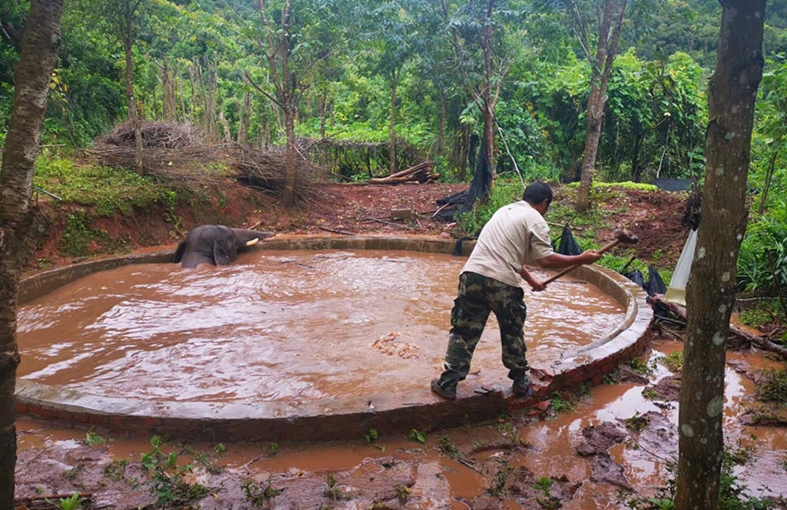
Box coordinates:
[394,484,411,502]
[59,211,98,257]
[46,492,85,510]
[102,459,128,481]
[624,412,650,433]
[738,300,779,329]
[756,367,787,405]
[457,178,525,235]
[140,435,210,508]
[364,428,379,444]
[738,204,787,294]
[550,392,574,413]
[84,431,108,446]
[34,152,172,216]
[407,428,426,445]
[324,473,353,500]
[659,352,684,373]
[438,435,460,457]
[241,477,283,507]
[628,357,654,377]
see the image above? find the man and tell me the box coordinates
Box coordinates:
[431,182,602,400]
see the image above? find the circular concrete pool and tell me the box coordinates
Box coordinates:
[16,236,653,441]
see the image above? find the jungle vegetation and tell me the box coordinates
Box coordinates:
[0,0,785,294]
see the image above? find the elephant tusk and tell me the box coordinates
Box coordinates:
[245,238,260,247]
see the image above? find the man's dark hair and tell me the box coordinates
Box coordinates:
[522,182,553,206]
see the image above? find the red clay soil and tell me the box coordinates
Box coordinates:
[29,180,689,271]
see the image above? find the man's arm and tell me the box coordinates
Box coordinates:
[534,250,602,270]
[520,265,546,292]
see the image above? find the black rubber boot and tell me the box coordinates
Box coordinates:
[431,379,457,400]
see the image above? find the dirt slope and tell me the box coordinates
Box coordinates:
[30,180,689,272]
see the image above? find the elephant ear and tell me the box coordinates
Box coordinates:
[213,241,238,266]
[173,240,186,263]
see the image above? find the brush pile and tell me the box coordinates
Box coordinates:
[88,121,319,202]
[231,145,321,205]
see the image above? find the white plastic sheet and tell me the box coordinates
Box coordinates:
[665,228,698,306]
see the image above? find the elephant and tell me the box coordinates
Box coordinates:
[174,225,275,268]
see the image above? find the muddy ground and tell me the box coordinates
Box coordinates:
[14,339,787,510]
[16,181,787,509]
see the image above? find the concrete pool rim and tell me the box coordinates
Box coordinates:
[16,235,654,442]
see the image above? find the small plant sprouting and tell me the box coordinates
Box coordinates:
[604,368,622,385]
[84,431,107,446]
[241,477,283,507]
[624,413,650,433]
[46,492,85,510]
[408,429,426,445]
[140,435,210,508]
[102,458,128,481]
[642,388,659,400]
[628,357,653,377]
[535,477,562,509]
[438,435,459,457]
[395,484,412,502]
[550,392,574,413]
[365,428,379,443]
[324,473,354,500]
[659,352,684,373]
[486,459,513,497]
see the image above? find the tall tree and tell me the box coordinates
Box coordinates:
[572,0,627,213]
[246,0,345,207]
[362,0,423,174]
[675,1,766,508]
[440,0,516,202]
[0,1,64,506]
[109,0,146,169]
[71,0,147,168]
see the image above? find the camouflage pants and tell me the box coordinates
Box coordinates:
[438,272,529,387]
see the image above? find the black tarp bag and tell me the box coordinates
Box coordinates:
[554,224,583,256]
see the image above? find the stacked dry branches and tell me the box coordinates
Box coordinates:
[88,121,320,203]
[231,145,321,205]
[89,121,225,189]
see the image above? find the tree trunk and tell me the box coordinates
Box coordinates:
[319,89,328,167]
[204,54,217,142]
[674,1,765,508]
[389,78,397,175]
[0,1,63,506]
[439,91,446,158]
[283,107,297,208]
[575,0,627,213]
[124,39,143,171]
[238,89,251,147]
[161,57,176,121]
[631,132,643,182]
[481,101,495,180]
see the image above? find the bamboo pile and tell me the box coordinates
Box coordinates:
[367,161,439,184]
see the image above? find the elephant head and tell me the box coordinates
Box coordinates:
[173,225,275,268]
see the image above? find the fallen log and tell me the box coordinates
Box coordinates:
[650,295,787,359]
[368,161,437,184]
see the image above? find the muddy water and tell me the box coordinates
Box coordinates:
[15,342,787,509]
[17,249,623,404]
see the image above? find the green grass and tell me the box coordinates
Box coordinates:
[34,152,175,217]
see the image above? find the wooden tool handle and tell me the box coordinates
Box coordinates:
[542,238,621,286]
